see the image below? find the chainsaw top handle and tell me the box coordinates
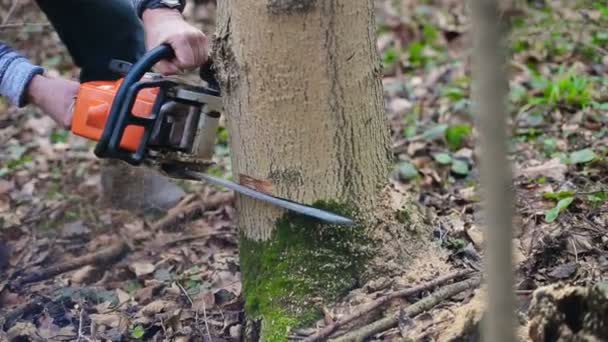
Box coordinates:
[93,44,175,164]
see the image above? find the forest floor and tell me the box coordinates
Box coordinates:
[1,0,608,341]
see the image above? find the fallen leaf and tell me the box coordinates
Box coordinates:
[454,148,474,160]
[0,180,14,195]
[135,284,164,304]
[129,261,156,277]
[517,158,567,182]
[407,141,427,156]
[61,221,90,239]
[71,265,100,284]
[458,186,477,202]
[116,288,131,305]
[193,291,216,312]
[566,234,594,255]
[90,313,127,329]
[548,262,577,280]
[466,225,485,250]
[141,300,177,316]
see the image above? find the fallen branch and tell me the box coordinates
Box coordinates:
[150,191,233,231]
[303,269,476,342]
[332,276,482,342]
[151,201,204,231]
[13,240,129,286]
[163,232,235,248]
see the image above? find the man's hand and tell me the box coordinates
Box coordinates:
[142,8,208,75]
[26,75,79,129]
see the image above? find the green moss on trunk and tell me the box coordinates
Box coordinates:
[239,200,371,341]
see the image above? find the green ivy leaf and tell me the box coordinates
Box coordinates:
[451,159,469,175]
[397,162,419,180]
[422,124,448,142]
[545,196,574,223]
[445,124,472,150]
[433,153,452,165]
[569,148,596,164]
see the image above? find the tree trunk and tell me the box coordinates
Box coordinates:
[212,0,433,339]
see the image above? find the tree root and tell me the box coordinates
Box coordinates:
[332,276,482,342]
[12,240,129,287]
[303,269,476,342]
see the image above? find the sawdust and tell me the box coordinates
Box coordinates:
[364,184,440,281]
[437,287,486,342]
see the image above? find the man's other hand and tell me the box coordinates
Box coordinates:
[142,8,208,75]
[26,75,79,129]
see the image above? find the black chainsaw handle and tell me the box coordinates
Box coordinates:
[94,44,175,159]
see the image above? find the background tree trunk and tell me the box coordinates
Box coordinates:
[212,0,434,339]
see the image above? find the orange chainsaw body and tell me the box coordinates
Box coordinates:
[71,79,160,152]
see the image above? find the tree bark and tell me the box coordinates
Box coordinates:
[212,0,433,339]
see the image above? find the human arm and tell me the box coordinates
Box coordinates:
[0,43,78,128]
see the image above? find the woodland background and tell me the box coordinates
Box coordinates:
[1,0,608,340]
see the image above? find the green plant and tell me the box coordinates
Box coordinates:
[383,47,399,69]
[131,325,146,339]
[445,124,472,150]
[545,196,574,223]
[568,148,597,165]
[530,69,594,108]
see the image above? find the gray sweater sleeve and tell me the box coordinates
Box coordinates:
[0,45,44,107]
[0,0,185,108]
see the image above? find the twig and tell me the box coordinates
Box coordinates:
[177,281,212,341]
[77,306,84,342]
[332,277,482,342]
[303,269,476,342]
[151,200,204,231]
[0,22,51,29]
[163,232,234,248]
[2,0,19,25]
[13,240,129,286]
[200,291,213,342]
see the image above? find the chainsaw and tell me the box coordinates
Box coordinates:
[69,44,353,226]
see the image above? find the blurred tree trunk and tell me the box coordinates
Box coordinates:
[212,0,433,339]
